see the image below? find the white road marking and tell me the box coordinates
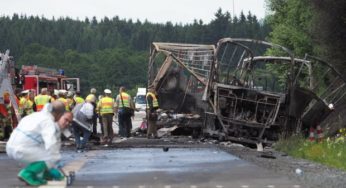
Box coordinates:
[241,185,249,188]
[164,185,171,188]
[267,185,275,188]
[293,185,301,188]
[216,185,224,188]
[113,186,119,188]
[191,185,197,188]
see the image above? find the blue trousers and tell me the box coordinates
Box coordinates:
[72,122,92,149]
[118,111,132,138]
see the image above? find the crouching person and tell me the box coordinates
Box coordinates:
[72,98,94,152]
[6,101,73,186]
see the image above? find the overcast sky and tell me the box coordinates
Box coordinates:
[0,0,267,24]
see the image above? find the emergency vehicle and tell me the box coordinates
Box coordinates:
[20,65,80,95]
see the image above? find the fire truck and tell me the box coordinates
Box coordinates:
[20,65,80,95]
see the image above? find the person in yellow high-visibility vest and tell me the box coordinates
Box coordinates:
[97,89,114,146]
[146,86,159,139]
[27,90,35,115]
[74,91,85,105]
[19,90,28,117]
[34,88,51,112]
[66,91,75,110]
[19,90,34,117]
[115,86,135,138]
[57,90,70,111]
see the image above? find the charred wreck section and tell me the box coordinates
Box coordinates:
[148,39,346,145]
[148,43,215,134]
[204,38,296,144]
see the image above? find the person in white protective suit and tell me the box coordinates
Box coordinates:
[6,101,73,186]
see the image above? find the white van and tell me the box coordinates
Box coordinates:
[135,88,146,111]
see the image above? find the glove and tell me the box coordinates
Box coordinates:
[47,168,65,180]
[56,161,65,169]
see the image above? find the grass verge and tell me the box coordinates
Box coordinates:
[274,134,346,171]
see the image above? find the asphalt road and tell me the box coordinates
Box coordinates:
[65,148,302,188]
[0,112,302,188]
[0,144,302,188]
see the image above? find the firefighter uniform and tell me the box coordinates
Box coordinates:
[0,103,13,141]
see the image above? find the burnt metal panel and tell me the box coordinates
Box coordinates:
[148,38,346,144]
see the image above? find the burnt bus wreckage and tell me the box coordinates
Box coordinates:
[148,38,346,144]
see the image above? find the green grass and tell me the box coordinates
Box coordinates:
[275,135,346,171]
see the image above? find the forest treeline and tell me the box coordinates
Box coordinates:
[0,9,270,95]
[1,1,345,95]
[267,0,346,74]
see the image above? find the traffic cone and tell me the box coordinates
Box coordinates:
[309,127,315,142]
[316,125,324,142]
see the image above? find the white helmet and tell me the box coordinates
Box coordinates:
[21,90,29,94]
[54,89,59,96]
[104,89,112,94]
[67,91,74,97]
[59,89,67,95]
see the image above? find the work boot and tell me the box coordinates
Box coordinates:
[18,161,48,186]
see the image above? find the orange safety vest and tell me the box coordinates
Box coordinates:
[118,92,130,108]
[34,94,51,111]
[146,92,159,108]
[98,97,114,115]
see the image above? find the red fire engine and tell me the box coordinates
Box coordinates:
[1,51,80,141]
[20,65,80,95]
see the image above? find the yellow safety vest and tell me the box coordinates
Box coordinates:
[25,100,34,115]
[146,92,159,108]
[67,98,74,109]
[57,98,70,111]
[34,94,51,111]
[19,97,33,116]
[75,96,85,104]
[19,97,26,115]
[118,92,130,108]
[98,97,114,115]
